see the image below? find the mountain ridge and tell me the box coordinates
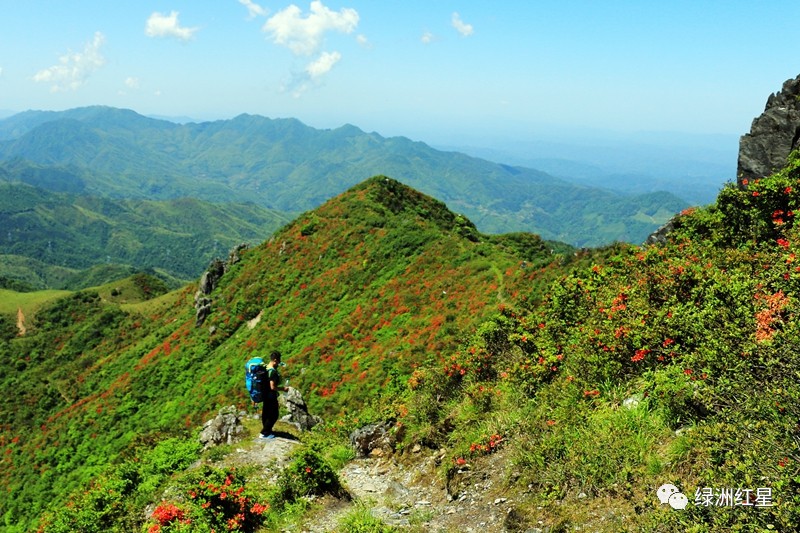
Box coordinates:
[0,106,689,246]
[0,175,580,531]
[6,77,800,532]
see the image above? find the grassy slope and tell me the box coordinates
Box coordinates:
[0,176,574,531]
[0,181,290,286]
[393,159,800,531]
[0,289,71,318]
[8,165,800,531]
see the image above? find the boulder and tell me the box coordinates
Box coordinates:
[280,387,322,431]
[644,214,680,245]
[194,297,212,327]
[349,421,403,457]
[198,259,226,295]
[192,247,247,327]
[738,74,800,185]
[199,406,245,449]
[226,243,249,269]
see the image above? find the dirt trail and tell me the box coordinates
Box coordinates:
[298,448,528,533]
[17,307,26,336]
[214,428,526,532]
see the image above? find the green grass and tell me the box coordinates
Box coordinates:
[337,501,398,533]
[0,288,72,316]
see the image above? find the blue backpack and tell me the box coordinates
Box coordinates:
[245,357,267,403]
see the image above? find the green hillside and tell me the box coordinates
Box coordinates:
[0,106,689,246]
[0,272,171,335]
[3,167,800,531]
[0,176,576,531]
[0,179,290,287]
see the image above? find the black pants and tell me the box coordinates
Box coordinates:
[261,397,279,436]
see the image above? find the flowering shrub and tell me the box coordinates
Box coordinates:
[754,290,789,342]
[149,502,190,530]
[143,466,269,533]
[468,433,504,456]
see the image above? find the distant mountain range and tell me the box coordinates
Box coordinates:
[0,171,288,288]
[0,106,689,248]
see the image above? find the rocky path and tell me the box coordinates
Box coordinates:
[298,448,536,533]
[217,433,532,532]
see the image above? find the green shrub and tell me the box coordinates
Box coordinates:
[38,473,135,533]
[269,449,343,508]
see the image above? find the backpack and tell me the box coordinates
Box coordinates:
[245,357,267,403]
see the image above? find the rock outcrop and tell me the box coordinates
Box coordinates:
[199,406,246,449]
[738,74,800,185]
[349,421,404,457]
[193,243,249,327]
[280,387,323,431]
[644,213,681,245]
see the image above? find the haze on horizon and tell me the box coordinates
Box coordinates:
[0,0,798,190]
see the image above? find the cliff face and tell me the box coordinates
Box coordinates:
[738,74,800,185]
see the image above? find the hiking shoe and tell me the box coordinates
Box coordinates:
[258,433,275,440]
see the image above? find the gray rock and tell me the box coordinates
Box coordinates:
[192,245,248,327]
[644,213,681,245]
[226,243,249,268]
[349,420,403,457]
[194,298,211,327]
[199,405,245,449]
[623,394,643,409]
[280,386,323,431]
[738,74,800,185]
[198,259,225,295]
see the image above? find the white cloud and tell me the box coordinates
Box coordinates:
[145,11,199,41]
[421,30,435,44]
[240,0,268,19]
[451,12,474,37]
[33,31,106,92]
[263,1,359,56]
[125,77,140,90]
[356,34,369,47]
[306,50,341,80]
[280,50,342,98]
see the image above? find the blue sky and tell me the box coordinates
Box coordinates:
[1,1,799,146]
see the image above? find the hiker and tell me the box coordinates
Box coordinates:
[259,350,288,439]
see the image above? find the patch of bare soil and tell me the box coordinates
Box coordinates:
[17,307,26,336]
